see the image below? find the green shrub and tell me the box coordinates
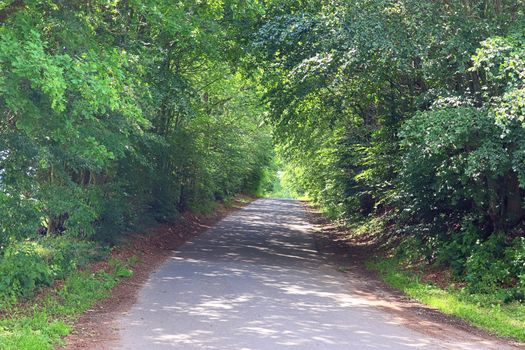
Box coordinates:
[40,237,106,279]
[445,234,525,300]
[0,245,53,303]
[0,255,132,350]
[93,183,137,244]
[464,234,509,294]
[391,221,525,300]
[0,238,106,307]
[504,237,525,301]
[434,222,480,276]
[108,258,134,278]
[395,235,427,263]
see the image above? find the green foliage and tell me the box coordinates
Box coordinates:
[0,312,70,350]
[369,257,525,342]
[464,234,509,294]
[0,0,273,248]
[251,0,525,302]
[507,238,525,289]
[462,235,525,299]
[0,255,134,350]
[0,238,104,308]
[108,258,134,278]
[472,27,525,128]
[399,107,524,229]
[434,223,480,276]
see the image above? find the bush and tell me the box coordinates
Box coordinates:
[399,107,514,228]
[464,234,509,294]
[394,224,525,301]
[434,222,480,277]
[456,235,525,300]
[0,237,106,307]
[504,237,525,301]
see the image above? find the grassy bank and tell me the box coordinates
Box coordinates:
[0,256,134,350]
[368,258,525,342]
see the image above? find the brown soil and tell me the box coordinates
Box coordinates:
[303,202,524,349]
[60,196,254,350]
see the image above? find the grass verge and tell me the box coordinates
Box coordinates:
[368,258,525,342]
[0,257,135,350]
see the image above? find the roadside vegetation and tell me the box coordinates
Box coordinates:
[369,258,525,341]
[252,0,525,342]
[0,1,272,348]
[0,251,135,350]
[2,0,525,346]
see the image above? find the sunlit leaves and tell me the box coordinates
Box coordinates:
[473,30,525,127]
[0,0,273,242]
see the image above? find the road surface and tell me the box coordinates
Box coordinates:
[114,199,518,349]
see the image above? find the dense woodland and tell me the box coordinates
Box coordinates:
[260,0,525,300]
[0,0,274,301]
[0,1,274,242]
[260,0,525,298]
[1,0,525,306]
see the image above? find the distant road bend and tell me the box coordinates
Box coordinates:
[114,199,518,350]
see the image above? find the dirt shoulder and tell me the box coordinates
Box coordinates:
[61,197,254,350]
[303,202,524,349]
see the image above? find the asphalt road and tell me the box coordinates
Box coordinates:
[114,199,518,349]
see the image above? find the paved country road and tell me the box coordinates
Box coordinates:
[114,199,519,350]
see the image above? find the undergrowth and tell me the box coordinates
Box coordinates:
[0,237,108,308]
[368,258,525,342]
[0,239,135,350]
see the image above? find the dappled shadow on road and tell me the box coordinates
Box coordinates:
[180,199,319,266]
[117,199,497,350]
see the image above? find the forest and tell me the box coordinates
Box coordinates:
[0,0,274,302]
[1,0,525,346]
[264,0,525,300]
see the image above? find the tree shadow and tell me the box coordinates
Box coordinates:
[116,199,504,350]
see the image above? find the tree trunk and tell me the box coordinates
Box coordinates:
[504,170,523,229]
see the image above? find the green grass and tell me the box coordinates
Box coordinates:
[0,257,136,350]
[368,258,525,342]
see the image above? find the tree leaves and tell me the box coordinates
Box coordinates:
[0,0,273,243]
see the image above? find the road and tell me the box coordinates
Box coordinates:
[114,198,518,349]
